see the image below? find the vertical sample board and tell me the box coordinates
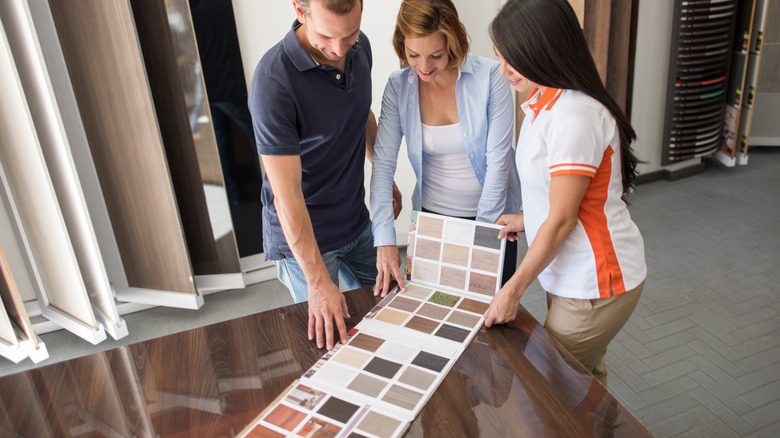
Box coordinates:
[661,0,738,165]
[47,0,199,299]
[0,14,104,345]
[129,0,242,286]
[0,0,127,339]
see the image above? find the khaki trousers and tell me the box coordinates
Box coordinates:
[543,281,645,386]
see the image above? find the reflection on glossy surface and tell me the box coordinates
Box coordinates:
[0,288,652,437]
[189,0,264,258]
[164,0,248,271]
[131,0,243,276]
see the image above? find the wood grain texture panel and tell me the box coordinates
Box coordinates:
[583,0,612,84]
[0,242,33,352]
[1,0,126,337]
[48,0,195,294]
[0,18,98,328]
[129,0,240,276]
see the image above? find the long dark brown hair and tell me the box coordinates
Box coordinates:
[490,0,640,193]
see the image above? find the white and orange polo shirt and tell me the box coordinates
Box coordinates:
[517,87,646,299]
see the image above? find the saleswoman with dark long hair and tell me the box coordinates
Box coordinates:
[484,0,647,387]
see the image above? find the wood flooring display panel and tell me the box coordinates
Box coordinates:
[0,243,36,363]
[661,0,738,165]
[0,181,46,364]
[47,0,197,296]
[0,15,105,345]
[0,0,127,340]
[129,0,242,281]
[716,0,768,166]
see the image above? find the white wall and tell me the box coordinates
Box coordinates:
[231,0,503,244]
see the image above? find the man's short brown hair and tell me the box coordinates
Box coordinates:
[298,0,363,15]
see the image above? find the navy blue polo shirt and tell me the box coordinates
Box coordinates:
[249,22,372,260]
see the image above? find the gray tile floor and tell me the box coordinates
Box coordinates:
[2,147,779,437]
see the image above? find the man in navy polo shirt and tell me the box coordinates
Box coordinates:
[249,0,376,351]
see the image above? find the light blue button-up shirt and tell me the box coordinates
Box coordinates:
[370,54,521,246]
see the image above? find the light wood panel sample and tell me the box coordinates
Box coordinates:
[48,0,197,294]
[0,242,32,363]
[129,0,241,277]
[0,16,104,344]
[0,0,127,339]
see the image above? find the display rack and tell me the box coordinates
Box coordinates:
[661,0,739,165]
[715,0,768,166]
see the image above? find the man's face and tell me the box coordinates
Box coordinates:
[295,0,362,64]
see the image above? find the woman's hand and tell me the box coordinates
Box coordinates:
[496,214,524,241]
[375,245,405,297]
[484,283,523,327]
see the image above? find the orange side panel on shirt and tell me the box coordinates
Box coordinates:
[577,146,626,298]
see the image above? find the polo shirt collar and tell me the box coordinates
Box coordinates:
[526,87,563,118]
[283,20,362,73]
[284,20,319,72]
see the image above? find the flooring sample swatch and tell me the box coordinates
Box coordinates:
[435,324,470,343]
[417,216,444,239]
[411,351,449,373]
[428,292,460,307]
[442,243,469,266]
[245,424,284,438]
[348,373,387,397]
[440,266,467,290]
[388,296,421,313]
[403,284,433,300]
[382,385,423,410]
[349,333,385,352]
[317,396,359,424]
[363,357,402,379]
[446,311,481,328]
[376,308,409,326]
[473,225,502,250]
[398,367,437,391]
[332,347,372,369]
[417,303,450,320]
[356,411,403,438]
[265,405,306,431]
[458,298,489,315]
[469,272,498,296]
[405,316,439,334]
[297,418,340,436]
[284,384,327,411]
[471,248,500,273]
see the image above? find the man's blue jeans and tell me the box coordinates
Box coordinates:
[273,222,377,303]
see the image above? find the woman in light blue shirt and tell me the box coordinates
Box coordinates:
[371,0,521,296]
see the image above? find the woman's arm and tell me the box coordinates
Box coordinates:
[476,62,515,223]
[484,174,591,326]
[370,76,407,296]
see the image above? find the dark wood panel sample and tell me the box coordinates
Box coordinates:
[129,0,241,276]
[48,0,196,293]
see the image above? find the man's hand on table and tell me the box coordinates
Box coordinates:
[307,280,350,350]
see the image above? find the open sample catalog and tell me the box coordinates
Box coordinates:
[240,212,506,438]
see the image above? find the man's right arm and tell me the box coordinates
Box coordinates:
[260,154,350,350]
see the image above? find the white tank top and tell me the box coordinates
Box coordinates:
[420,122,482,217]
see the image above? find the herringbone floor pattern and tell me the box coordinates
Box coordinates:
[520,147,780,437]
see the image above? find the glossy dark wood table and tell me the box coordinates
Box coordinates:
[0,287,653,437]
